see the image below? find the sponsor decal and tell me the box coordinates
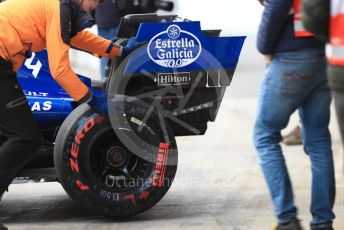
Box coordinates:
[152,143,170,187]
[157,72,191,86]
[30,101,52,111]
[24,52,42,78]
[24,91,49,97]
[147,25,202,68]
[69,117,95,191]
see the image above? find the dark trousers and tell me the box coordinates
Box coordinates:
[0,58,42,195]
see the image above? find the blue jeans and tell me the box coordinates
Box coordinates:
[98,27,117,80]
[253,49,335,227]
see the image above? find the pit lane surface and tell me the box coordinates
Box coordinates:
[1,38,344,230]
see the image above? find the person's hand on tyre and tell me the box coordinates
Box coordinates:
[79,88,108,117]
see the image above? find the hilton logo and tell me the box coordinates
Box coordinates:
[157,72,191,86]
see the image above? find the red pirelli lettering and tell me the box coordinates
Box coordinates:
[74,131,84,145]
[158,146,169,187]
[84,118,95,133]
[159,143,170,149]
[70,117,95,192]
[152,143,170,187]
[76,180,89,191]
[71,142,79,158]
[123,194,137,207]
[70,158,80,173]
[139,191,150,200]
[157,153,164,162]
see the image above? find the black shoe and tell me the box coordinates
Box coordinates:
[311,224,333,230]
[282,125,302,145]
[0,223,7,230]
[276,218,303,230]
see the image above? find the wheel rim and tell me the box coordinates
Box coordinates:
[87,128,155,193]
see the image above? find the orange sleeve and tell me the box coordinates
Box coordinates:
[71,30,121,59]
[45,1,89,101]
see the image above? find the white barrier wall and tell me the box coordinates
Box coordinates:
[172,0,262,36]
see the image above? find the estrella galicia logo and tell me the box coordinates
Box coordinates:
[147,25,202,68]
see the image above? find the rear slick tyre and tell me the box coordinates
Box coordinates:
[54,102,177,218]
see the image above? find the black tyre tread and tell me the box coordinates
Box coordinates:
[54,103,177,218]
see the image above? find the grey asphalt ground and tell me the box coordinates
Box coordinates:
[0,37,344,230]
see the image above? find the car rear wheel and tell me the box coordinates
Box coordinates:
[54,99,177,218]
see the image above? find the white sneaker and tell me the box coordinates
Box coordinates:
[0,192,7,230]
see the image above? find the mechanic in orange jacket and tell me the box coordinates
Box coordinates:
[0,0,140,212]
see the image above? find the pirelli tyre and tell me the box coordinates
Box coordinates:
[54,100,178,218]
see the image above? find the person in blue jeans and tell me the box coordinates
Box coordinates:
[253,0,335,229]
[94,0,121,80]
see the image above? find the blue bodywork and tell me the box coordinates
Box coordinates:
[129,21,245,74]
[16,19,245,136]
[17,50,91,133]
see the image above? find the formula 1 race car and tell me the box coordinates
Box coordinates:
[14,13,245,217]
